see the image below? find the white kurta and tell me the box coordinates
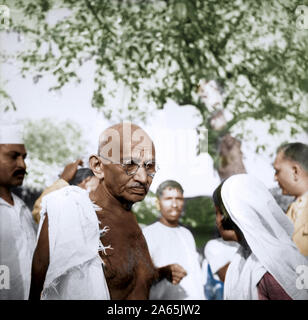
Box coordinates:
[204,238,239,275]
[38,186,110,300]
[0,194,37,300]
[143,221,206,300]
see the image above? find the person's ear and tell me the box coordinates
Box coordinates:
[292,163,301,182]
[89,155,104,180]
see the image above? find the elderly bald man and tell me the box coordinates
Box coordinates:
[30,122,186,300]
[0,124,37,300]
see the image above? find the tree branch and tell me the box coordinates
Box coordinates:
[84,0,104,26]
[217,10,245,54]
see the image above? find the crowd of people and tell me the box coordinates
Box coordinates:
[0,122,307,300]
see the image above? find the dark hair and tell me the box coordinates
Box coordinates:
[68,168,94,186]
[277,142,308,173]
[156,180,184,199]
[212,181,234,230]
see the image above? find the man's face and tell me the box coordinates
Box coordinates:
[0,144,27,188]
[102,130,156,204]
[273,151,297,196]
[159,187,184,227]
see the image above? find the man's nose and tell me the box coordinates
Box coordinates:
[133,165,148,184]
[17,156,26,169]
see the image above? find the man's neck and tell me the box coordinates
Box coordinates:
[0,186,14,205]
[298,188,308,198]
[293,183,308,199]
[159,218,179,228]
[90,182,133,211]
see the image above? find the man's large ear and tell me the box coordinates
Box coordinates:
[292,163,301,182]
[89,155,104,180]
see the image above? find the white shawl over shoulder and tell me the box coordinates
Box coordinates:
[38,186,110,300]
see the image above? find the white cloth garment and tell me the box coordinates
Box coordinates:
[38,186,110,300]
[143,221,206,300]
[204,238,239,275]
[221,174,308,300]
[0,194,37,300]
[0,124,24,144]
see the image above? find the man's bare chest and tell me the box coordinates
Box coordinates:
[96,211,156,290]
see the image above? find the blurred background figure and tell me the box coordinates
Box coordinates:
[274,142,308,256]
[32,160,99,223]
[143,180,206,300]
[203,236,239,300]
[69,167,99,192]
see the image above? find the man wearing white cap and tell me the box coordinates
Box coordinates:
[0,124,37,300]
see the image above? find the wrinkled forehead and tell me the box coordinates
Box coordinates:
[98,125,155,163]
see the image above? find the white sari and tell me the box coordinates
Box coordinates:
[221,174,308,300]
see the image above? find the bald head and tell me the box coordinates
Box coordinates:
[98,122,155,164]
[89,122,156,205]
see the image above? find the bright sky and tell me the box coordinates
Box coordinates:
[1,25,307,197]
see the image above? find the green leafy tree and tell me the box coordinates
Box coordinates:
[0,86,16,112]
[23,118,86,191]
[132,191,159,226]
[2,0,308,228]
[5,0,307,160]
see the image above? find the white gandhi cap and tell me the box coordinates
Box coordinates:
[0,123,24,144]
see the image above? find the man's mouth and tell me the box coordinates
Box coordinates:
[169,210,180,216]
[129,187,146,195]
[13,170,26,177]
[14,173,25,179]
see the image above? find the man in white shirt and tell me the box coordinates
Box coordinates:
[0,124,37,299]
[143,180,206,300]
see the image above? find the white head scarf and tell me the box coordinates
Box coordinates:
[0,124,24,144]
[221,174,308,300]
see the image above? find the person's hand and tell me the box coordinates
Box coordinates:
[60,159,83,182]
[166,263,187,285]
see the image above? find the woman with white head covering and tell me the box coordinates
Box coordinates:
[213,174,308,300]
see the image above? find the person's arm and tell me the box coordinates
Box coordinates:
[157,263,187,285]
[216,263,230,282]
[292,198,308,256]
[257,272,292,300]
[28,215,50,300]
